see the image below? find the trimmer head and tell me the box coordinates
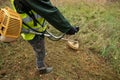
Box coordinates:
[67,40,79,50]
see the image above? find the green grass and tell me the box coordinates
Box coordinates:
[57,2,120,73]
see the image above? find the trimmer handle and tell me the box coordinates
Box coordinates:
[22,29,65,41]
[45,31,65,41]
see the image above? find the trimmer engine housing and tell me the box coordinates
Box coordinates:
[0,7,22,42]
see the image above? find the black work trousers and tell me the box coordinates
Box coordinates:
[28,35,46,68]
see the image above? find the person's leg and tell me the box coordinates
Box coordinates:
[28,35,52,74]
[28,35,45,68]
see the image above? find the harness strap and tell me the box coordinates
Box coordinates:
[14,0,46,28]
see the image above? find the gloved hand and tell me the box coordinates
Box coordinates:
[66,26,79,35]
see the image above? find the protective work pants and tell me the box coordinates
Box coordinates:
[28,35,45,68]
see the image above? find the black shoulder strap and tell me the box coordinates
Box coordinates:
[14,0,46,30]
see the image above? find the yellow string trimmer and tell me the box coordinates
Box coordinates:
[0,7,22,42]
[0,7,79,50]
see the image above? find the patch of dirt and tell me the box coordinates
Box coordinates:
[0,39,119,80]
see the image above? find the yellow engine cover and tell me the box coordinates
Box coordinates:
[0,7,22,42]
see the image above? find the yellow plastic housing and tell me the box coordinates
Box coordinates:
[0,7,22,42]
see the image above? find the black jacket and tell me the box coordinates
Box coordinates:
[25,0,73,33]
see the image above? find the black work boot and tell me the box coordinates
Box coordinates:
[38,67,53,74]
